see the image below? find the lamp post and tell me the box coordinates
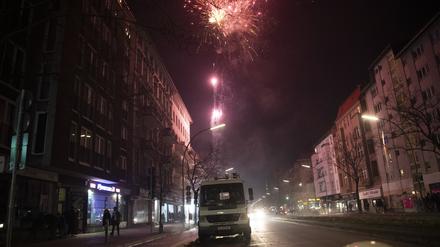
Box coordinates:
[180,123,226,227]
[361,114,400,209]
[225,167,234,174]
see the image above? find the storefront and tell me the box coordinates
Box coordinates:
[359,188,383,213]
[132,188,150,224]
[86,182,128,230]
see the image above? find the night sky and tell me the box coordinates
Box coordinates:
[131,0,440,195]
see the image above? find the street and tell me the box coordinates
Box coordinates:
[137,215,417,247]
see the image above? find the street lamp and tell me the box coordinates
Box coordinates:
[298,182,303,187]
[225,167,234,173]
[361,113,393,209]
[282,179,290,183]
[361,114,380,121]
[181,123,226,227]
[301,164,311,168]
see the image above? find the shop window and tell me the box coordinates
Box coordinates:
[87,190,124,226]
[32,112,48,154]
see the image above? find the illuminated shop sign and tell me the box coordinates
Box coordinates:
[89,182,121,193]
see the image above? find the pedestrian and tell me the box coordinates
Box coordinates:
[433,192,440,212]
[110,207,121,236]
[57,213,66,238]
[67,206,77,235]
[103,209,111,243]
[376,199,384,213]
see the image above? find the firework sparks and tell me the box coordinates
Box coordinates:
[184,0,267,62]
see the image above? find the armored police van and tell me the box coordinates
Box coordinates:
[198,173,253,242]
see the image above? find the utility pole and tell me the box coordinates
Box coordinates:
[6,90,26,247]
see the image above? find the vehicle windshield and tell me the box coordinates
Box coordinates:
[200,183,245,207]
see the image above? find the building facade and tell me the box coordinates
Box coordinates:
[311,132,342,213]
[1,0,190,233]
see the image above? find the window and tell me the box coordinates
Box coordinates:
[37,79,50,100]
[106,141,112,169]
[367,139,375,154]
[68,122,78,160]
[82,83,93,118]
[79,127,92,164]
[32,112,48,154]
[0,99,14,147]
[319,181,326,192]
[374,102,382,113]
[120,155,127,170]
[44,18,57,51]
[370,86,378,97]
[371,160,379,177]
[317,167,325,178]
[122,100,128,120]
[94,135,105,168]
[0,42,25,87]
[121,125,128,140]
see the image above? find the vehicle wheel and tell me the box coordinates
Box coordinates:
[243,231,251,242]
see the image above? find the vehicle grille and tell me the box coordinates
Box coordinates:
[206,214,240,223]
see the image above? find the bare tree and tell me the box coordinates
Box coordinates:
[334,135,365,213]
[185,149,220,225]
[388,96,440,156]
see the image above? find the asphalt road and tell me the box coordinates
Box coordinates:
[139,215,419,247]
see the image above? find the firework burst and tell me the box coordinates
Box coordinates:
[184,0,267,63]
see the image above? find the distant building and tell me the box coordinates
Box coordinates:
[311,132,342,212]
[284,158,316,211]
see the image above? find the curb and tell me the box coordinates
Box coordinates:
[125,233,169,247]
[124,225,196,247]
[280,217,440,247]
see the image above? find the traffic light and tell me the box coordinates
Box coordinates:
[186,186,191,204]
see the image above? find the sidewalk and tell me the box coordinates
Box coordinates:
[14,223,191,247]
[281,213,440,246]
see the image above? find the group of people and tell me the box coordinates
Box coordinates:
[102,207,121,243]
[417,192,440,212]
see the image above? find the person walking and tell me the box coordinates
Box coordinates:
[110,207,121,236]
[103,209,111,243]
